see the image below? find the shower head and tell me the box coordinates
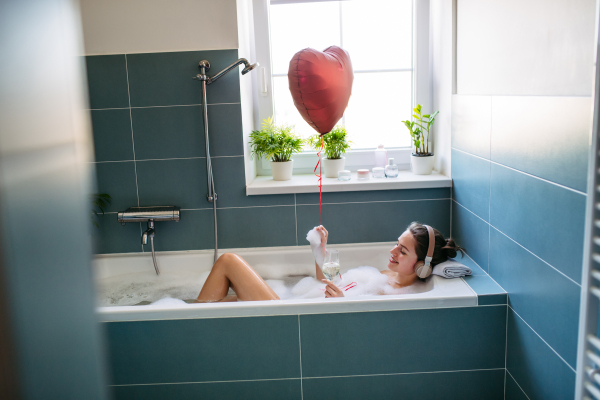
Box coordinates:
[242,62,259,75]
[197,58,259,85]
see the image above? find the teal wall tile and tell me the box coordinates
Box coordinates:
[506,372,530,400]
[302,369,504,400]
[490,163,586,283]
[300,306,506,377]
[152,209,214,251]
[206,104,244,157]
[112,379,302,400]
[489,228,580,367]
[506,308,575,400]
[106,316,300,384]
[217,206,297,248]
[451,201,489,271]
[451,148,490,221]
[95,161,138,212]
[136,158,206,209]
[126,50,241,107]
[491,96,590,192]
[297,199,450,246]
[295,187,451,204]
[451,95,491,159]
[94,214,142,254]
[91,109,134,162]
[85,54,129,109]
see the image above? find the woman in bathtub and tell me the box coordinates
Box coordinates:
[195,222,464,302]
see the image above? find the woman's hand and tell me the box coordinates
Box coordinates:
[316,225,328,246]
[322,279,344,298]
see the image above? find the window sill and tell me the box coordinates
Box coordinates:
[246,170,451,195]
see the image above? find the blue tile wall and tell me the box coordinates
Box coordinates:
[86,49,451,253]
[451,94,589,399]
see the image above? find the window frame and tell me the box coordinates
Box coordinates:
[251,0,431,175]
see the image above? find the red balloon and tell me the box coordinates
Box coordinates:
[288,46,353,135]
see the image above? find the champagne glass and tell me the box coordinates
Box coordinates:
[322,250,340,281]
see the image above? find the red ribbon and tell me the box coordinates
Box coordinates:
[313,135,325,226]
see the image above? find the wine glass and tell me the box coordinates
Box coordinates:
[322,249,340,281]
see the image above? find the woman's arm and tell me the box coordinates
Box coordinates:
[314,225,327,281]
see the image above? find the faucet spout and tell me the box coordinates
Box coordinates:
[142,220,155,245]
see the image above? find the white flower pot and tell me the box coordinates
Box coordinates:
[322,157,346,178]
[270,160,294,181]
[410,153,435,175]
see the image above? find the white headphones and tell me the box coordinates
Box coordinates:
[414,225,435,279]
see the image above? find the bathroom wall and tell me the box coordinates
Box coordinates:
[451,0,595,398]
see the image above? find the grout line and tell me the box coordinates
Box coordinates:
[217,205,295,210]
[452,199,489,225]
[135,156,207,162]
[89,102,242,111]
[509,305,576,373]
[298,315,303,400]
[94,156,244,164]
[463,253,507,293]
[451,147,586,196]
[506,370,532,400]
[111,377,300,387]
[460,276,478,305]
[302,368,505,380]
[295,194,298,246]
[124,55,140,208]
[296,198,451,206]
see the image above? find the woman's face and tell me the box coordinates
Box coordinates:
[388,230,419,276]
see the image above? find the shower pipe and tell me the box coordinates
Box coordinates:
[193,58,258,264]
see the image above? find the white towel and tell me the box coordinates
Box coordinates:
[432,260,472,279]
[306,227,326,268]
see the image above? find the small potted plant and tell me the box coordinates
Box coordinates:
[249,117,304,181]
[308,125,352,178]
[402,104,439,175]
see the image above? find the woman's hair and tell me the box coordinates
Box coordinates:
[407,222,465,268]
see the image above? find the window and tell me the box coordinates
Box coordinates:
[250,0,431,173]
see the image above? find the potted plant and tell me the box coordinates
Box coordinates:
[402,104,439,175]
[249,117,304,181]
[308,125,352,178]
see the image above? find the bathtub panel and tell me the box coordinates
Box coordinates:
[212,157,295,208]
[505,371,529,400]
[302,369,504,400]
[489,227,580,368]
[294,187,451,204]
[296,199,450,245]
[85,54,129,109]
[126,50,241,107]
[451,148,490,222]
[95,161,139,213]
[490,163,586,283]
[95,214,142,254]
[451,201,489,271]
[91,109,135,162]
[506,308,576,400]
[300,306,506,377]
[106,315,301,385]
[217,206,297,248]
[111,378,302,400]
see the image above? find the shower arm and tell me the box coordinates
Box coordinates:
[194,58,256,85]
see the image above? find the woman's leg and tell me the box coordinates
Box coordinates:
[196,253,279,302]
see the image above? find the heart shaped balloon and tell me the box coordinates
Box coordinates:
[288,46,353,135]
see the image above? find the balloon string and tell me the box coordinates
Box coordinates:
[313,135,325,227]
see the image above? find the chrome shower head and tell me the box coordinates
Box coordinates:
[242,62,259,75]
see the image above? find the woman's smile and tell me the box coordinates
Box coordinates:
[389,256,399,264]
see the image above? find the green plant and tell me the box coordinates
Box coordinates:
[401,104,439,155]
[91,193,112,228]
[307,125,352,160]
[249,117,304,162]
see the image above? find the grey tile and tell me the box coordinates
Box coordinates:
[295,187,451,204]
[212,157,294,208]
[207,103,244,157]
[131,106,205,160]
[217,206,297,249]
[112,379,302,400]
[491,96,590,192]
[507,308,576,400]
[451,95,491,159]
[85,55,130,109]
[296,199,450,245]
[451,148,490,221]
[106,316,300,384]
[93,214,142,254]
[91,109,134,162]
[126,50,241,107]
[451,201,489,271]
[489,227,580,367]
[300,306,506,377]
[136,158,206,209]
[95,161,138,213]
[490,163,586,283]
[462,274,506,296]
[152,209,214,251]
[302,370,504,400]
[505,371,530,400]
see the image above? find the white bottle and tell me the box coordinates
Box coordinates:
[385,158,399,178]
[374,144,387,168]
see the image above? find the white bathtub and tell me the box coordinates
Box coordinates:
[94,242,477,322]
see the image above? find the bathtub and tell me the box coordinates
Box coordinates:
[94,241,476,322]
